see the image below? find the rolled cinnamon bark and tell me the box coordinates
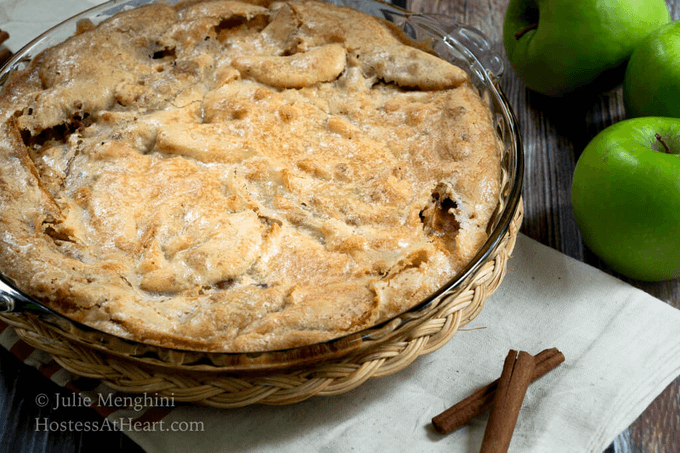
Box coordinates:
[432,347,564,434]
[479,350,534,453]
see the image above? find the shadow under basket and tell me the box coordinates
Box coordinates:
[0,201,523,408]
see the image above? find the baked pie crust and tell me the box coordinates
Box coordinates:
[0,0,501,352]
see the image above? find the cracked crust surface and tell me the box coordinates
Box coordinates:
[0,0,501,352]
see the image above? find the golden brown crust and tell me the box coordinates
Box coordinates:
[0,0,500,352]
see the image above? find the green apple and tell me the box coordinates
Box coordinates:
[504,0,670,97]
[571,117,680,281]
[624,21,680,118]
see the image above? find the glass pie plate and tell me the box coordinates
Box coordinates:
[0,0,523,406]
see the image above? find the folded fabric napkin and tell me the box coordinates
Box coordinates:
[4,233,680,452]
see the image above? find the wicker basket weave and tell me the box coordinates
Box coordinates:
[0,200,522,408]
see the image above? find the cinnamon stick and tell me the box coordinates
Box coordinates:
[432,347,564,434]
[479,350,534,452]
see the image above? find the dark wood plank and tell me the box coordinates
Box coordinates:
[0,347,144,453]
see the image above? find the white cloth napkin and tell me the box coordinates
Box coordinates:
[117,234,680,453]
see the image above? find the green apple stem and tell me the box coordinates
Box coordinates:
[655,133,674,154]
[514,23,538,40]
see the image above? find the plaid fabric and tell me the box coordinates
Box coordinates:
[0,319,177,425]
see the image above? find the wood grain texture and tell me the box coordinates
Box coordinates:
[407,0,680,452]
[0,347,144,453]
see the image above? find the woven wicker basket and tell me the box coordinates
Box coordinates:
[0,0,524,408]
[0,200,522,408]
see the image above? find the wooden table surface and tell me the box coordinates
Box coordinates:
[0,0,678,452]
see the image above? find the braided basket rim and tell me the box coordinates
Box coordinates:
[2,201,522,408]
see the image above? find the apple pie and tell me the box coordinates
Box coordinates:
[0,0,501,352]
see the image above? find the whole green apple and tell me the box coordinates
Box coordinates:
[571,117,680,281]
[504,0,670,97]
[624,21,680,118]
